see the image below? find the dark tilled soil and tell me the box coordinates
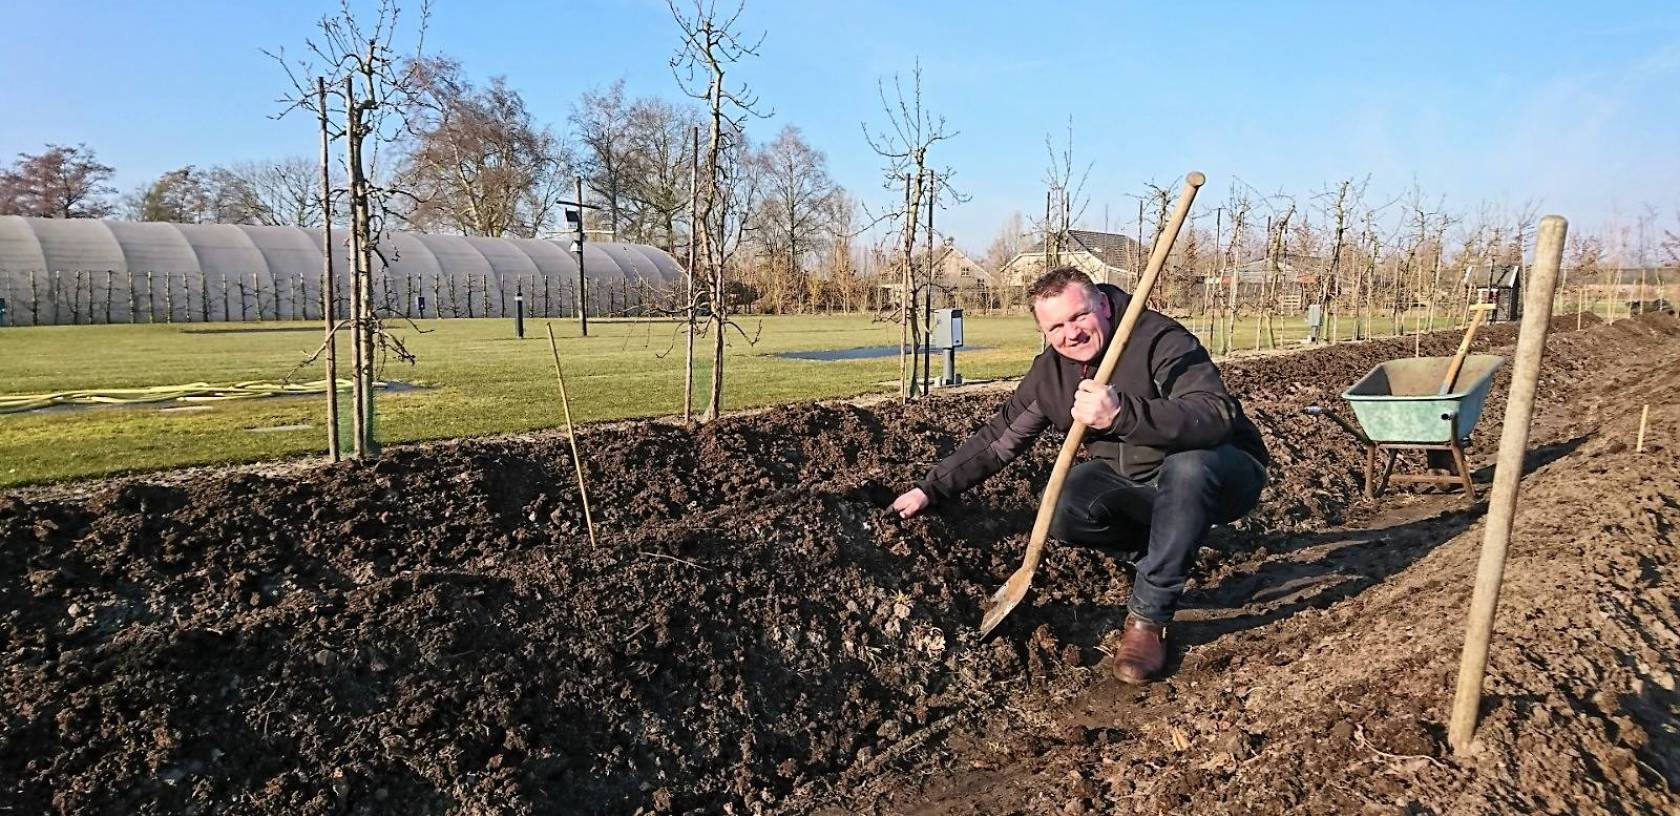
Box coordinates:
[4,312,1677,815]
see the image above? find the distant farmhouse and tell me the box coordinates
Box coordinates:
[880,239,988,307]
[998,229,1143,289]
[1204,252,1328,311]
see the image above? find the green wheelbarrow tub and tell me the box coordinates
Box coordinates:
[1341,354,1505,444]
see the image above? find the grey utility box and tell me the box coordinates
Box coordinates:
[933,308,964,387]
[932,308,964,349]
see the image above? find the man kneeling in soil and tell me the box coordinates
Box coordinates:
[892,267,1269,683]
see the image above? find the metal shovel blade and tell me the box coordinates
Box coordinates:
[979,566,1036,636]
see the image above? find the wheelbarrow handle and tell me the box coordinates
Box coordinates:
[1303,404,1371,445]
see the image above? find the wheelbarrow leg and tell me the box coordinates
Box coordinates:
[1451,438,1475,503]
[1365,443,1378,499]
[1377,448,1399,497]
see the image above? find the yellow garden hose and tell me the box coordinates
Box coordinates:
[0,379,386,415]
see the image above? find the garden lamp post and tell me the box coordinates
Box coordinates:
[561,177,602,337]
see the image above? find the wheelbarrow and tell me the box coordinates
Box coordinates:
[1306,354,1504,502]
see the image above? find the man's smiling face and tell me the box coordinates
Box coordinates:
[1033,284,1111,364]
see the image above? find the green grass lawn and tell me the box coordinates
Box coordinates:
[0,310,1462,486]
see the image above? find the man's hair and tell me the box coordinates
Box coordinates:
[1026,267,1096,314]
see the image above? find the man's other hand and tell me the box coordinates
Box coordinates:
[1072,379,1122,430]
[891,487,931,518]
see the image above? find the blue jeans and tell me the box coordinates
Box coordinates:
[1048,444,1266,625]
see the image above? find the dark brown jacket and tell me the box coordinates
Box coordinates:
[919,284,1267,502]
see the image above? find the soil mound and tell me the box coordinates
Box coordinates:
[5,312,1678,815]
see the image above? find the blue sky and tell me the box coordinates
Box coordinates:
[2,0,1676,250]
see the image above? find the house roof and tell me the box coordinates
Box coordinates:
[1018,229,1142,271]
[881,242,986,287]
[1229,252,1330,274]
[889,243,981,271]
[1462,263,1520,288]
[1066,229,1142,269]
[1211,252,1329,285]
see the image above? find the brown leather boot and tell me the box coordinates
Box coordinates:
[1112,616,1167,684]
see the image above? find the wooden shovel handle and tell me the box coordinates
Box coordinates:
[1019,172,1205,574]
[1440,303,1496,395]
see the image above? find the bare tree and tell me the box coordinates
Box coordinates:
[216,158,336,227]
[753,124,838,313]
[0,143,116,218]
[122,160,328,226]
[399,56,571,237]
[668,0,769,422]
[269,0,429,457]
[126,166,216,222]
[863,60,958,400]
[834,194,871,312]
[571,78,635,238]
[983,210,1028,312]
[1216,187,1255,354]
[1139,179,1188,304]
[623,97,702,252]
[1039,118,1093,274]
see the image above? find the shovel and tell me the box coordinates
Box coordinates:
[979,171,1206,637]
[1439,303,1497,394]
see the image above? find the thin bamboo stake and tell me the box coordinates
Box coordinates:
[1637,404,1650,453]
[547,323,598,547]
[1449,214,1566,755]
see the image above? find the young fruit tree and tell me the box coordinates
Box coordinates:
[863,60,958,401]
[667,0,768,422]
[269,0,428,458]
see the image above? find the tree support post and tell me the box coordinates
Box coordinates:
[318,76,342,462]
[1448,214,1566,754]
[345,74,368,457]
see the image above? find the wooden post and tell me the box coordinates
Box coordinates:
[319,76,342,463]
[684,125,699,423]
[901,172,913,401]
[354,61,381,455]
[345,74,368,457]
[1637,404,1650,453]
[924,170,936,398]
[1448,214,1566,755]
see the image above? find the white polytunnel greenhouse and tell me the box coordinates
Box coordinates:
[0,215,686,325]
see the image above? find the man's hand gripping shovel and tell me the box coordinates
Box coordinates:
[979,171,1207,637]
